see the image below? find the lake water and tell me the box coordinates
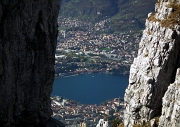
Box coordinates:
[52,74,129,104]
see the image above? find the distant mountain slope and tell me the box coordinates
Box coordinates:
[113,0,157,32]
[59,0,157,32]
[60,0,118,21]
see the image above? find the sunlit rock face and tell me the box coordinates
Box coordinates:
[0,0,60,126]
[124,0,180,126]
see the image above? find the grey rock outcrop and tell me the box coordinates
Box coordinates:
[124,0,180,126]
[159,68,180,127]
[0,0,60,126]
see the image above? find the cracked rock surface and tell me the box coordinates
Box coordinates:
[124,0,180,126]
[159,68,180,127]
[0,0,60,126]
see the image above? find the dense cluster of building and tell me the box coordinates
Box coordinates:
[55,17,141,76]
[51,96,124,127]
[57,17,140,63]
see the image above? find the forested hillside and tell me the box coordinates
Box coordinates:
[60,0,157,32]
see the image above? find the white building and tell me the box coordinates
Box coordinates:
[96,119,108,127]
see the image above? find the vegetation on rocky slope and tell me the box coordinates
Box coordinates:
[161,4,180,28]
[148,1,180,28]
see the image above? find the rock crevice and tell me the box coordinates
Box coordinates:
[124,0,180,126]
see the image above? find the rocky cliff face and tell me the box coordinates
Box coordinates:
[159,68,180,127]
[124,0,180,126]
[0,0,60,126]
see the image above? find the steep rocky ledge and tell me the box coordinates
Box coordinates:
[124,0,180,126]
[0,0,60,126]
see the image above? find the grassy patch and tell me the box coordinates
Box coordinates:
[148,13,160,22]
[118,122,124,127]
[157,0,161,7]
[161,4,180,28]
[148,3,180,28]
[101,47,111,52]
[147,31,152,35]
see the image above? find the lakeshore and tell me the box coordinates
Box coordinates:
[52,73,129,104]
[55,71,129,78]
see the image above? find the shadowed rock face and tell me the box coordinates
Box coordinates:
[158,68,180,127]
[0,0,60,126]
[124,0,180,127]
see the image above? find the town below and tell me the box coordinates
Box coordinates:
[55,17,142,77]
[51,96,124,127]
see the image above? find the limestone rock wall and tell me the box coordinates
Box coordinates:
[159,68,180,127]
[124,0,180,126]
[0,0,60,126]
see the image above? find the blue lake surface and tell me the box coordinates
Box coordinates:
[52,74,129,104]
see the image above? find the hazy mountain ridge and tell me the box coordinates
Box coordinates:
[59,0,157,32]
[60,0,118,21]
